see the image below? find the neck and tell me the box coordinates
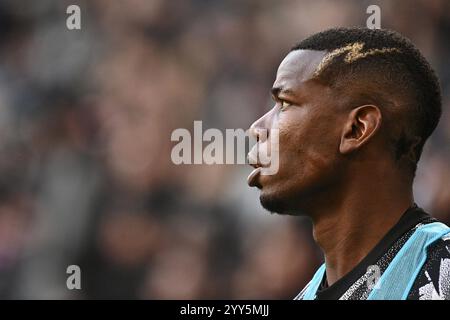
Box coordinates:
[309,169,414,286]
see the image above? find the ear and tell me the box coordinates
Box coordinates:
[339,105,382,155]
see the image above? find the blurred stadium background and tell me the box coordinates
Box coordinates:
[0,0,449,299]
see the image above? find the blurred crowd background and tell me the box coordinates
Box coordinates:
[0,0,449,299]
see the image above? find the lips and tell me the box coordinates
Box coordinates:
[247,166,262,187]
[247,147,263,187]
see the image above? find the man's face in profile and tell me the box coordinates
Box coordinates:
[248,50,348,215]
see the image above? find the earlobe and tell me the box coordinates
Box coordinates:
[339,105,382,155]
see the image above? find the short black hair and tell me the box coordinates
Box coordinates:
[291,27,442,175]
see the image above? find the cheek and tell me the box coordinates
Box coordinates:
[277,109,340,179]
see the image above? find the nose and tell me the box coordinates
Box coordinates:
[249,107,275,143]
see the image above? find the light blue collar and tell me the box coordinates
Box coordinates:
[301,222,450,300]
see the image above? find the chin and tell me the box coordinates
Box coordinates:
[258,179,316,216]
[259,189,297,215]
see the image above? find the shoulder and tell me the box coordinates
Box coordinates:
[408,233,450,300]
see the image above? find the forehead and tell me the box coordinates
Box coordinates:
[273,49,327,90]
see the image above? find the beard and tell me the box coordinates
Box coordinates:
[258,179,326,216]
[259,190,301,216]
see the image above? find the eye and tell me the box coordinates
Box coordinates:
[280,100,292,111]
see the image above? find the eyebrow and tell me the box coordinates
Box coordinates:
[271,87,298,100]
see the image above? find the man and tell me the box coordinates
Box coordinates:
[247,27,450,300]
